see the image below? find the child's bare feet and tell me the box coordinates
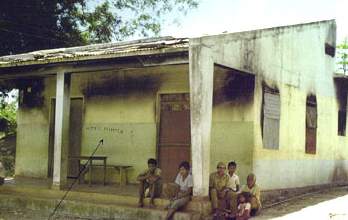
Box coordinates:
[138,202,144,208]
[149,200,156,208]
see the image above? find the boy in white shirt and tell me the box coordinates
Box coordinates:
[227,161,240,192]
[165,161,193,220]
[226,161,240,216]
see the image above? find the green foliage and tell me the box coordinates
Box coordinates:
[110,0,198,40]
[0,0,199,55]
[0,0,87,56]
[337,37,348,75]
[0,99,17,135]
[80,2,116,43]
[0,155,15,177]
[0,80,17,135]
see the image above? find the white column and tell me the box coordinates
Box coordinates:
[52,71,71,189]
[189,40,214,197]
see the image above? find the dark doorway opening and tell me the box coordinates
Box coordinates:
[48,98,83,178]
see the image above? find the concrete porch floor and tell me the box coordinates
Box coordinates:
[6,176,140,197]
[0,177,211,220]
[1,177,347,219]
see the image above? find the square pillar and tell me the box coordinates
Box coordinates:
[189,40,214,197]
[52,71,71,189]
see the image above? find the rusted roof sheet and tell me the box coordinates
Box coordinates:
[0,36,189,68]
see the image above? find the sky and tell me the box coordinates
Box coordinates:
[6,0,348,103]
[160,0,347,43]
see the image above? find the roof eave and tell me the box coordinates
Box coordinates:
[0,45,188,69]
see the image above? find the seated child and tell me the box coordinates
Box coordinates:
[165,161,193,220]
[236,192,252,220]
[241,173,261,216]
[137,158,162,208]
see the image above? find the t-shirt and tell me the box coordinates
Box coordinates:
[175,173,193,191]
[227,173,240,191]
[209,172,229,191]
[237,202,251,216]
[139,168,161,182]
[238,202,251,211]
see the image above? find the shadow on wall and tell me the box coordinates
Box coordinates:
[82,74,161,98]
[213,69,255,106]
[331,156,348,183]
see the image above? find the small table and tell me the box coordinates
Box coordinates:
[69,156,107,186]
[112,165,132,186]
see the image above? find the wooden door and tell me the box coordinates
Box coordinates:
[48,98,83,178]
[305,96,317,154]
[158,93,191,182]
[48,100,56,178]
[68,98,83,177]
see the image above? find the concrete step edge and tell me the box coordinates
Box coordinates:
[0,193,202,220]
[0,185,211,215]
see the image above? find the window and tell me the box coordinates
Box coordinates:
[338,110,347,136]
[305,95,317,154]
[262,85,280,149]
[337,86,347,136]
[325,43,335,57]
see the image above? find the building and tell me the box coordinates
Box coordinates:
[0,20,346,205]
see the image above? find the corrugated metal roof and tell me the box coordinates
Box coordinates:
[0,36,189,68]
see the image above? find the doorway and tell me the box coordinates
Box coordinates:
[158,93,191,182]
[48,98,83,178]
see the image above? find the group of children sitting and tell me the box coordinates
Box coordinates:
[209,161,261,220]
[137,159,261,220]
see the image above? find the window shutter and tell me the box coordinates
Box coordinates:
[263,92,280,149]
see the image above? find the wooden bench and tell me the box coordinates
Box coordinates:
[87,164,132,186]
[69,156,107,186]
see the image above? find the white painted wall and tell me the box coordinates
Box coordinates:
[189,20,346,190]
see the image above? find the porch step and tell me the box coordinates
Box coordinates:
[0,185,209,219]
[0,193,201,220]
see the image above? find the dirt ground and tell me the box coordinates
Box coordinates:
[254,186,348,220]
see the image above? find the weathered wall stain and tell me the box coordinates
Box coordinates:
[331,156,348,183]
[213,70,255,105]
[82,74,161,97]
[242,39,256,72]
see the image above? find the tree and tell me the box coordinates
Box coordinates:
[0,0,198,135]
[337,37,348,75]
[0,99,17,135]
[0,0,198,56]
